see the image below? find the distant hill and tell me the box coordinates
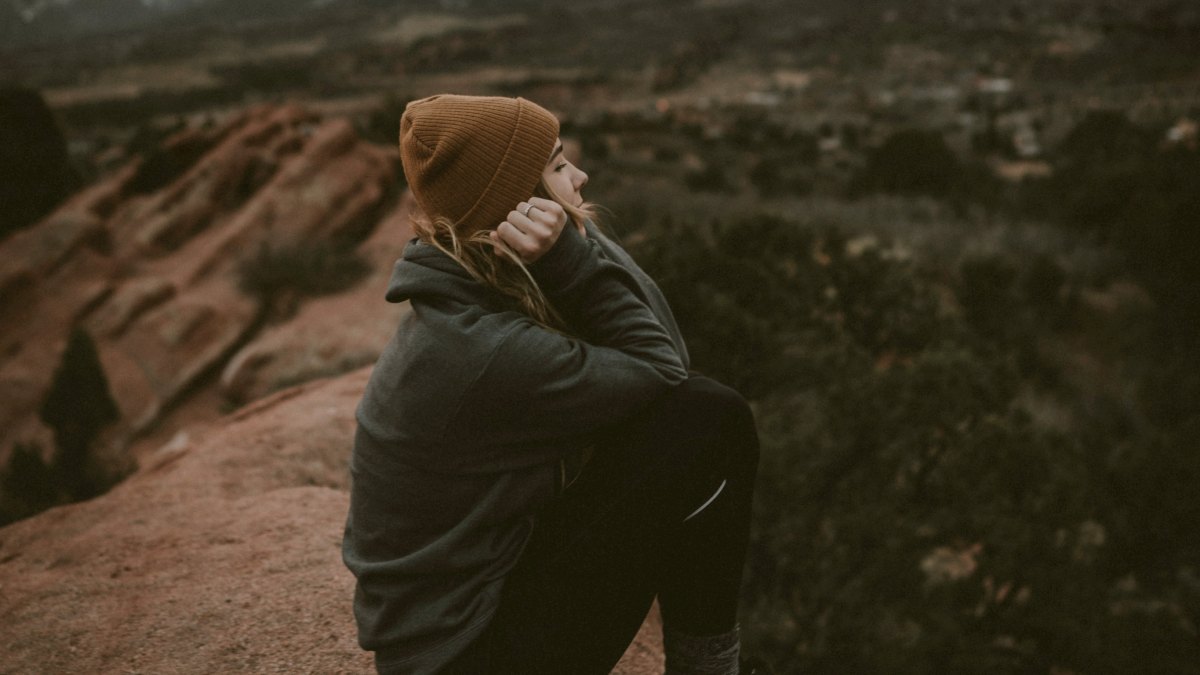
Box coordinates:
[8,0,156,43]
[3,0,557,49]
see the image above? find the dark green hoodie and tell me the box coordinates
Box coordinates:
[342,220,690,673]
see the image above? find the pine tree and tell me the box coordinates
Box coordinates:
[38,327,120,500]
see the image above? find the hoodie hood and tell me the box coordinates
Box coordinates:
[381,224,690,371]
[384,238,511,311]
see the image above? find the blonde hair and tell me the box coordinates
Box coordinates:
[411,176,598,333]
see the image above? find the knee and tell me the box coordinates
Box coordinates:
[668,376,760,469]
[673,376,756,432]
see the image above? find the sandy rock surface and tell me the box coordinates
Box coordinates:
[0,370,372,674]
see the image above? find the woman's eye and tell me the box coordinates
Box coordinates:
[554,163,567,172]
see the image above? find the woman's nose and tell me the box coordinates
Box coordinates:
[574,168,588,190]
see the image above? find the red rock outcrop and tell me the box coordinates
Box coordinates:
[0,104,401,480]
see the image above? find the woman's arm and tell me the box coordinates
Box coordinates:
[449,217,688,445]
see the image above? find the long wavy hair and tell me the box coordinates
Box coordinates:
[411,177,598,333]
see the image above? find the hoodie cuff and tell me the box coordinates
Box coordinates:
[528,223,592,290]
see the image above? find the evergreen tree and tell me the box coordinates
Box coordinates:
[38,327,120,500]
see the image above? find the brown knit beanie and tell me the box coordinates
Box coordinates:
[399,94,559,234]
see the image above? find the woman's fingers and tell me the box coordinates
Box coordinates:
[505,210,552,250]
[496,220,535,259]
[489,230,507,257]
[498,199,569,263]
[527,197,567,229]
[508,205,554,238]
[496,219,552,263]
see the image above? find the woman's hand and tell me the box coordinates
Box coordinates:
[491,197,568,264]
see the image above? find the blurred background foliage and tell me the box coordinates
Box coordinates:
[610,109,1200,673]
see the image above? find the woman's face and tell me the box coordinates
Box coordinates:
[541,138,588,207]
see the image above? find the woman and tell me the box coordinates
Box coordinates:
[342,94,760,675]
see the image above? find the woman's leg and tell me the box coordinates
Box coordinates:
[445,375,760,674]
[655,378,759,638]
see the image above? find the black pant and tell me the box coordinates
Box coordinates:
[444,375,760,674]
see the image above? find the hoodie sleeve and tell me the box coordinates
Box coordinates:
[450,225,688,444]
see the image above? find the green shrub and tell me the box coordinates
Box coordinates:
[236,239,370,310]
[359,93,414,148]
[684,164,735,193]
[958,254,1019,338]
[851,128,1003,213]
[0,443,58,526]
[749,157,813,198]
[1024,111,1200,351]
[852,129,960,199]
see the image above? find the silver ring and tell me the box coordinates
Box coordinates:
[521,203,534,217]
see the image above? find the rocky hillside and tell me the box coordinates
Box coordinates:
[0,103,408,519]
